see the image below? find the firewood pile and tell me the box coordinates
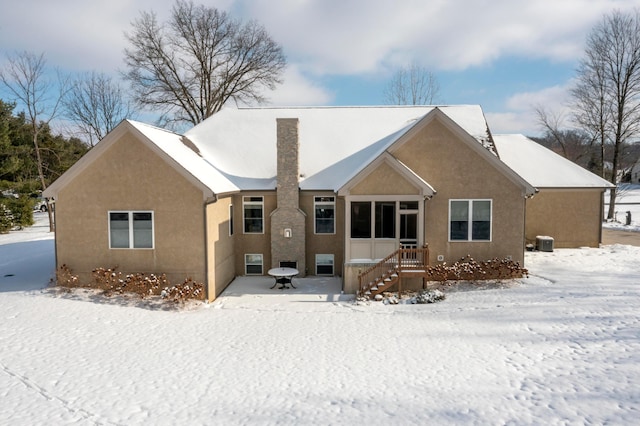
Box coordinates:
[424,255,528,282]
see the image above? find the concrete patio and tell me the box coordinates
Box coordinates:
[217,275,355,303]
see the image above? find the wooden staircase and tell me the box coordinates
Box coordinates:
[357,246,430,298]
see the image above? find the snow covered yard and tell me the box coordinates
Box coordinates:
[604,183,640,231]
[1,214,640,425]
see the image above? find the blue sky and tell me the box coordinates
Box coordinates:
[1,0,638,137]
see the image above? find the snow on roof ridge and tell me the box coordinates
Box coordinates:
[126,119,182,136]
[183,105,491,190]
[231,104,480,111]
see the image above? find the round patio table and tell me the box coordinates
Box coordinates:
[268,267,298,289]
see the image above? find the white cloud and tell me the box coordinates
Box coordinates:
[2,0,637,78]
[2,0,637,135]
[507,83,573,114]
[486,111,538,136]
[241,0,638,74]
[0,0,237,73]
[262,65,334,106]
[488,82,575,136]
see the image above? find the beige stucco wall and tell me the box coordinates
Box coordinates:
[206,196,236,301]
[54,132,207,287]
[392,119,527,265]
[230,191,344,278]
[526,189,604,248]
[301,192,344,276]
[349,162,421,195]
[340,119,528,293]
[232,192,276,274]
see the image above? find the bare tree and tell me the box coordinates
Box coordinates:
[535,106,595,168]
[384,61,440,105]
[570,10,640,219]
[64,71,135,147]
[0,51,67,231]
[570,42,611,178]
[123,0,286,127]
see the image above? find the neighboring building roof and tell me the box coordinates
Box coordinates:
[493,134,614,189]
[184,105,493,190]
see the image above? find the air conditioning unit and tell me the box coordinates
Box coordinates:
[536,236,554,252]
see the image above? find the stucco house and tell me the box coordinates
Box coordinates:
[494,134,614,248]
[43,106,612,301]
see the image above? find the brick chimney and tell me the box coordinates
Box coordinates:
[270,118,306,274]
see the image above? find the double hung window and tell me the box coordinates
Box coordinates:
[109,211,154,249]
[243,196,263,233]
[314,196,335,234]
[449,200,492,241]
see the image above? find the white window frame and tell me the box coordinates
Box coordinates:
[316,254,334,275]
[448,199,492,242]
[243,196,264,234]
[314,196,335,234]
[245,253,263,275]
[375,201,396,239]
[108,211,155,249]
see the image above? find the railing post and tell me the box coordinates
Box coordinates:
[397,248,402,295]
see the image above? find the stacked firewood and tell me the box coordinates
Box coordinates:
[424,255,528,282]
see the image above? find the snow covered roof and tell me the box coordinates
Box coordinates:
[45,106,515,198]
[184,105,493,190]
[127,121,239,196]
[493,134,614,189]
[44,120,240,200]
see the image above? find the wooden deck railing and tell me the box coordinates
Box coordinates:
[398,246,430,272]
[357,249,400,296]
[357,246,430,297]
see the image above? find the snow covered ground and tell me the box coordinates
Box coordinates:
[1,213,640,425]
[604,183,640,231]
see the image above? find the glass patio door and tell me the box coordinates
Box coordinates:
[399,201,418,248]
[400,212,417,248]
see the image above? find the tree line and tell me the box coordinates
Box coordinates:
[0,99,87,232]
[0,99,87,188]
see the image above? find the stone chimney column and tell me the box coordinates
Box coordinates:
[270,118,306,274]
[276,118,300,210]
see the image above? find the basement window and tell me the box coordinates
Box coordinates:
[316,254,334,275]
[245,254,263,275]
